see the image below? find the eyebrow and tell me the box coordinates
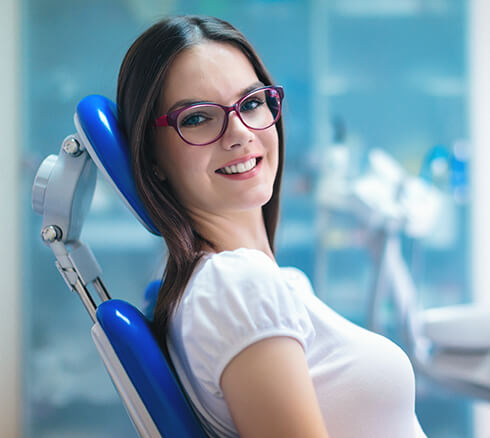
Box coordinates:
[166,81,265,114]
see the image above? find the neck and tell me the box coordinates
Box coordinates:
[189,207,275,261]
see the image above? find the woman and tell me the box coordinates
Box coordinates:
[117,15,427,438]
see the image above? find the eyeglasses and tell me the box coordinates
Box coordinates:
[155,85,284,146]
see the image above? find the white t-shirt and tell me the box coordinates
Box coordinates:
[167,248,427,438]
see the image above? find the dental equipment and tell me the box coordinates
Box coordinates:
[315,148,490,402]
[31,95,207,438]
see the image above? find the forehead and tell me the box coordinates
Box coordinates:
[160,42,260,111]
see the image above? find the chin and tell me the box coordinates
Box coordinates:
[252,188,275,209]
[230,192,273,212]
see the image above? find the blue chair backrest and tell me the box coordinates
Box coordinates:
[75,95,207,438]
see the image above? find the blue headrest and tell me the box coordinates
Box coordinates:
[75,95,160,235]
[96,300,207,437]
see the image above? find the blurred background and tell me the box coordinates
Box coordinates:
[2,0,490,436]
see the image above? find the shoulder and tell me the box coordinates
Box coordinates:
[188,248,284,300]
[181,247,314,341]
[198,247,279,281]
[176,248,315,395]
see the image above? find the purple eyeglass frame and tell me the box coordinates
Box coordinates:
[154,85,284,146]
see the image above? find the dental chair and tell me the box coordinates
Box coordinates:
[31,95,208,438]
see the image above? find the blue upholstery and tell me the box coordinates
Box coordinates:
[143,279,161,321]
[96,300,207,438]
[76,95,160,235]
[75,96,207,437]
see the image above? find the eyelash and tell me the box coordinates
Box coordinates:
[240,98,265,112]
[180,113,210,128]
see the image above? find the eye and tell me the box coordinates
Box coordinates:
[180,112,211,128]
[240,97,264,113]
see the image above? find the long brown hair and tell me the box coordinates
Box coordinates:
[117,15,285,351]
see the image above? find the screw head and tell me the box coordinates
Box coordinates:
[63,137,81,156]
[41,225,62,243]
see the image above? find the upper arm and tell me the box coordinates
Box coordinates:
[220,336,330,438]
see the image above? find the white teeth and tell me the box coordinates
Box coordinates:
[244,159,254,171]
[220,158,257,175]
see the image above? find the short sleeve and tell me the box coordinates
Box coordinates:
[180,248,316,397]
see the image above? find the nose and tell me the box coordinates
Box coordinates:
[220,111,253,150]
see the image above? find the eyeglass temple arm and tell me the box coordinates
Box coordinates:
[155,115,168,127]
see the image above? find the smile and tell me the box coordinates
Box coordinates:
[216,157,262,175]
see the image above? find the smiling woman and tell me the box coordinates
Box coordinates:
[117,17,285,331]
[117,15,427,438]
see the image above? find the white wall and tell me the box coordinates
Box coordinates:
[0,0,21,437]
[469,0,490,435]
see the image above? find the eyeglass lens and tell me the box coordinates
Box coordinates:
[176,88,281,145]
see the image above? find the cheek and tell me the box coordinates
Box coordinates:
[263,128,280,170]
[154,132,211,196]
[155,131,189,177]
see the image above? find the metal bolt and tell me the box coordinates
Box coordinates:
[63,137,82,156]
[41,225,62,243]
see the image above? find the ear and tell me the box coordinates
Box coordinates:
[152,165,166,181]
